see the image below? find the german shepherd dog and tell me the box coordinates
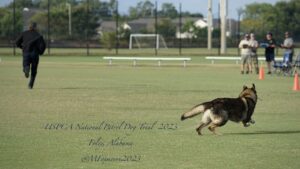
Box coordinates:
[181,84,257,135]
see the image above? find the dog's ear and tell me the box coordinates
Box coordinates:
[243,85,247,90]
[252,83,256,90]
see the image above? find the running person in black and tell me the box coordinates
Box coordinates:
[16,22,46,89]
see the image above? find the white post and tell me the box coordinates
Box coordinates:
[66,3,72,36]
[129,34,132,49]
[156,34,159,50]
[220,0,227,54]
[207,0,212,50]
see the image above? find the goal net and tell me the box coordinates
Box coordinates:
[129,34,168,49]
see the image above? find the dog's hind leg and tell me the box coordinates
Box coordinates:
[196,122,211,135]
[208,124,222,136]
[207,110,228,135]
[196,110,212,135]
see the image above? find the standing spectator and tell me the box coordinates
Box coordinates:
[249,33,259,74]
[238,34,251,74]
[264,32,277,74]
[281,31,294,62]
[16,22,46,89]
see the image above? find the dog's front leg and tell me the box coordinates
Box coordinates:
[249,119,255,124]
[242,121,250,127]
[242,118,255,127]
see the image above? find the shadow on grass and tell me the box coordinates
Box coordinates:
[226,130,300,135]
[36,87,101,90]
[60,87,96,90]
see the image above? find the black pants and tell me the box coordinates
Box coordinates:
[23,51,39,87]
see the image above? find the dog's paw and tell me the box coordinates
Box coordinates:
[196,129,202,136]
[243,123,250,127]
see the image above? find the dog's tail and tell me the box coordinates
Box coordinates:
[181,104,206,121]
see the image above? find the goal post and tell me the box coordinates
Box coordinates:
[129,34,168,49]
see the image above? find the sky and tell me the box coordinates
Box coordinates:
[0,0,281,19]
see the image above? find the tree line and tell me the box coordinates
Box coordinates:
[0,0,299,46]
[241,0,300,42]
[0,0,204,41]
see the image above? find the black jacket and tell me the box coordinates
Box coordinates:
[16,30,46,55]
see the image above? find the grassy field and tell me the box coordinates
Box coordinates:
[0,55,299,169]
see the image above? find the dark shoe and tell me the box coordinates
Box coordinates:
[241,71,244,74]
[246,71,249,74]
[28,75,36,89]
[24,67,30,78]
[267,71,271,74]
[28,81,34,89]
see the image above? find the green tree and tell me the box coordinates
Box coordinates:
[275,0,300,40]
[241,0,300,40]
[100,32,115,50]
[241,3,275,39]
[35,0,70,9]
[157,18,176,38]
[71,3,100,39]
[182,20,194,37]
[129,0,154,19]
[159,3,178,19]
[128,7,138,19]
[181,11,203,18]
[7,0,34,8]
[0,8,23,38]
[31,3,100,40]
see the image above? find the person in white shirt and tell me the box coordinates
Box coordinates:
[249,33,259,74]
[238,34,251,74]
[281,31,294,62]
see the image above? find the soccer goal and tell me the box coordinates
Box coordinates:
[129,34,168,49]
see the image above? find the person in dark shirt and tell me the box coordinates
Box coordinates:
[16,22,46,89]
[264,32,276,74]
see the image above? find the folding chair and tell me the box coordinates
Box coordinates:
[293,51,300,75]
[273,51,293,76]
